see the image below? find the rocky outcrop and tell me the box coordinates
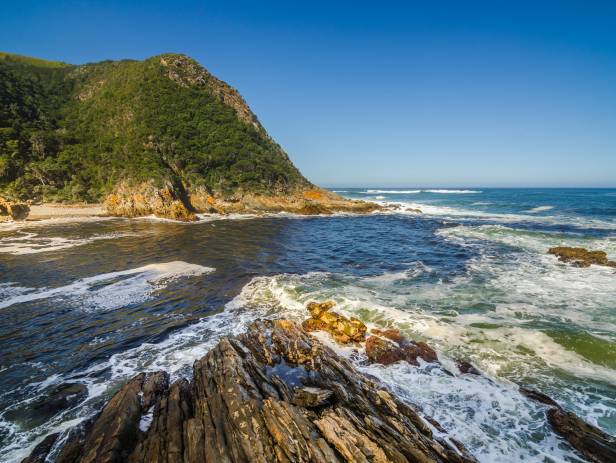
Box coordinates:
[28,320,475,463]
[103,184,379,221]
[188,188,381,216]
[521,387,616,463]
[0,196,29,221]
[301,300,368,343]
[548,247,616,268]
[365,328,438,366]
[104,182,197,222]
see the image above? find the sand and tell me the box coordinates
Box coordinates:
[27,203,106,220]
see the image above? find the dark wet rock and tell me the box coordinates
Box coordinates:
[548,246,616,268]
[301,300,367,344]
[548,408,616,463]
[455,359,481,375]
[518,387,560,407]
[6,383,88,428]
[366,328,438,366]
[35,319,475,463]
[522,387,616,463]
[21,433,59,463]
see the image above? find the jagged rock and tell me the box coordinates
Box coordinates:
[366,328,438,366]
[291,387,333,408]
[548,247,616,268]
[522,387,616,462]
[141,371,170,411]
[301,301,367,344]
[104,182,197,221]
[0,196,30,221]
[548,408,616,463]
[31,320,475,463]
[21,433,59,463]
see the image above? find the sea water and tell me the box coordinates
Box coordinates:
[0,188,614,462]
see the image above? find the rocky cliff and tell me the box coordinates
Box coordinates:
[0,52,375,219]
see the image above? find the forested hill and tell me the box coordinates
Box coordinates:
[0,52,310,203]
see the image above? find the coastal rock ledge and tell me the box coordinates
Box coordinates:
[26,319,475,463]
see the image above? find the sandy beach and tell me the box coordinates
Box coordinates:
[27,203,106,220]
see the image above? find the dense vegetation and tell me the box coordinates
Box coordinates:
[0,52,309,202]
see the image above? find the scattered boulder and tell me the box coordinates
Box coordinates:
[522,387,616,463]
[366,328,438,366]
[0,197,30,221]
[28,320,475,463]
[548,247,616,268]
[301,301,367,344]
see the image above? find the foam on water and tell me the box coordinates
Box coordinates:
[0,261,214,311]
[526,205,555,213]
[364,189,421,194]
[0,231,138,255]
[424,189,482,194]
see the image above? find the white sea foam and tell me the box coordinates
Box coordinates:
[526,205,554,213]
[425,189,482,194]
[0,262,214,311]
[0,215,117,231]
[364,189,421,194]
[0,231,138,255]
[2,266,603,462]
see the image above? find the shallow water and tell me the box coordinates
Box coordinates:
[0,188,615,462]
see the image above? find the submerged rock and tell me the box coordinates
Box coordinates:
[0,196,30,221]
[522,387,616,462]
[366,328,438,366]
[548,247,616,268]
[6,383,88,429]
[301,301,367,344]
[29,319,475,463]
[21,433,59,463]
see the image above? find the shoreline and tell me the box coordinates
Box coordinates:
[26,204,107,221]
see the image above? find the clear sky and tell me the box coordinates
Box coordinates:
[2,1,615,187]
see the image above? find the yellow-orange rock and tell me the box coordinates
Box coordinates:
[302,301,367,344]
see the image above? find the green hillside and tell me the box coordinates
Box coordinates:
[0,52,310,203]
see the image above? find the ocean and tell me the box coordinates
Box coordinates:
[0,188,615,462]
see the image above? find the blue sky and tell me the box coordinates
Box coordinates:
[2,1,615,187]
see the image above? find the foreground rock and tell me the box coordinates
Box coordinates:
[301,300,368,344]
[0,196,30,221]
[366,328,438,366]
[548,247,616,268]
[28,320,475,462]
[521,387,616,462]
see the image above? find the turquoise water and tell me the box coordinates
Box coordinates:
[0,188,615,462]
